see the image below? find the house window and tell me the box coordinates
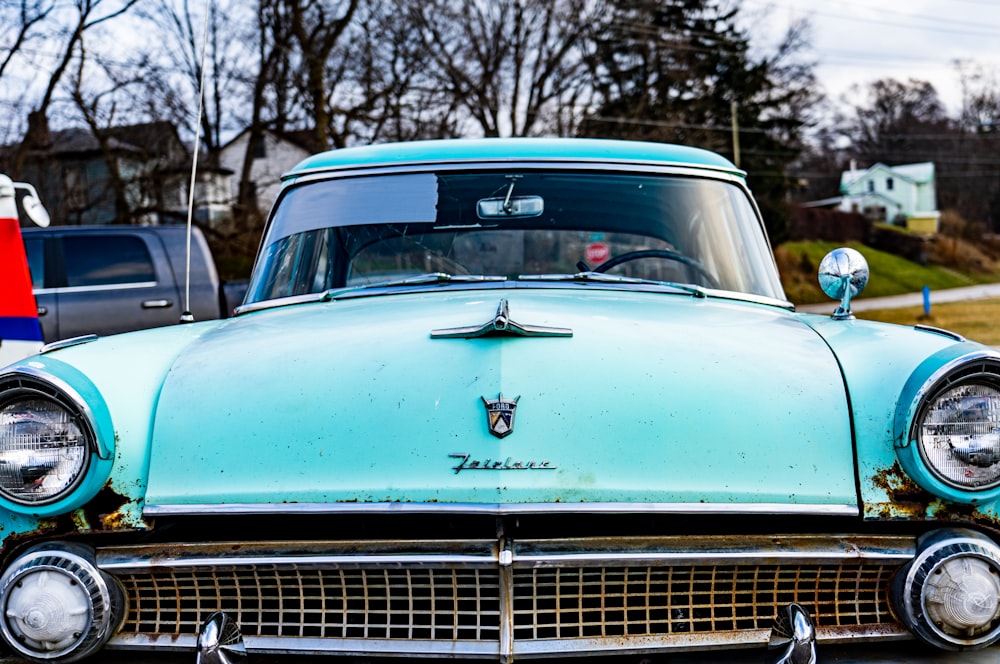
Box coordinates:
[251,134,266,160]
[867,180,874,193]
[886,177,894,191]
[64,166,87,210]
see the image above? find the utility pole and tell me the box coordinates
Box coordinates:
[730,100,741,168]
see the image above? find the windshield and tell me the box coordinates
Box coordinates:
[245,169,785,304]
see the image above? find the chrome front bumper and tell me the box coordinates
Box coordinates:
[95,534,913,660]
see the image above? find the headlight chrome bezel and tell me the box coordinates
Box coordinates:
[898,353,1000,504]
[0,369,108,513]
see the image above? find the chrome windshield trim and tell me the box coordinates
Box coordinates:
[285,157,747,183]
[143,501,860,517]
[235,281,795,317]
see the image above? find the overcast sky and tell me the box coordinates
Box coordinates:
[743,0,1000,116]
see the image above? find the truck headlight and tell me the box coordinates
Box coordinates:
[0,382,92,506]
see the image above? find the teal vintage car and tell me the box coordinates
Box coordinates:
[0,138,999,664]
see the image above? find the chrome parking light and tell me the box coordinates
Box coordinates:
[0,543,123,662]
[891,529,1000,650]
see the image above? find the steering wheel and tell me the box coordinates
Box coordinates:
[591,249,718,288]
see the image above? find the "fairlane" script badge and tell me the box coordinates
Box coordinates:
[449,453,557,474]
[482,393,519,438]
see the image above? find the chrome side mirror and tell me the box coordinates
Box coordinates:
[13,182,50,227]
[818,247,868,320]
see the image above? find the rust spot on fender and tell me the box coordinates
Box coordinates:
[870,462,935,519]
[869,462,1000,535]
[83,482,144,531]
[2,483,143,559]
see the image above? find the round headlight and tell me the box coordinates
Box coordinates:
[917,382,1000,490]
[0,395,91,505]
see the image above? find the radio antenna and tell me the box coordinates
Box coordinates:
[181,0,212,324]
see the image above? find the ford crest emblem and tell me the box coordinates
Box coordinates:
[482,394,519,438]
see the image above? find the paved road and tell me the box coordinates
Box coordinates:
[797,282,1000,314]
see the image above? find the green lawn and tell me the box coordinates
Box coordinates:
[777,241,998,305]
[858,298,1000,347]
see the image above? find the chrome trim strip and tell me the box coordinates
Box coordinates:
[35,281,157,295]
[98,535,913,572]
[0,365,111,459]
[143,501,860,517]
[100,552,496,572]
[108,634,501,658]
[510,629,911,657]
[514,550,914,566]
[107,627,912,658]
[39,334,98,353]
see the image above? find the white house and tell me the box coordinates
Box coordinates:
[217,128,315,218]
[838,162,940,234]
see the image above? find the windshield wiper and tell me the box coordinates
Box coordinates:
[321,273,507,301]
[517,272,707,298]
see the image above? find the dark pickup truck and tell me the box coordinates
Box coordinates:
[21,225,245,342]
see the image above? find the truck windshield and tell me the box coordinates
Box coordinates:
[245,170,785,303]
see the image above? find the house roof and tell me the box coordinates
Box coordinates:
[23,121,186,158]
[220,127,320,154]
[840,161,935,191]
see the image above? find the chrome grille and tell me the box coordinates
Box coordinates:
[100,535,914,657]
[512,563,895,640]
[116,567,501,641]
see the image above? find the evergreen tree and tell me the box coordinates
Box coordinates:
[579,0,817,243]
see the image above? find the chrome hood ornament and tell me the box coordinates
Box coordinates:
[482,393,519,438]
[432,299,572,338]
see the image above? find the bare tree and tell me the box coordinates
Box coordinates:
[67,38,131,222]
[136,0,254,152]
[8,0,141,178]
[285,0,359,150]
[408,0,600,138]
[0,0,56,80]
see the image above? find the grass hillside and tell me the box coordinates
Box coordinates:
[775,227,1000,345]
[775,236,1000,305]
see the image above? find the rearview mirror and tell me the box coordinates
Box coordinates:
[477,195,544,219]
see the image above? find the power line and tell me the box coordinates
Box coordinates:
[742,0,1000,39]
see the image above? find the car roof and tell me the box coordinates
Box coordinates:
[287,137,743,179]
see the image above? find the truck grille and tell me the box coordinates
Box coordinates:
[101,536,912,657]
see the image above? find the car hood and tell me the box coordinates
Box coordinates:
[145,289,857,510]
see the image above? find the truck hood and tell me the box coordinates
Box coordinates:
[145,289,857,510]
